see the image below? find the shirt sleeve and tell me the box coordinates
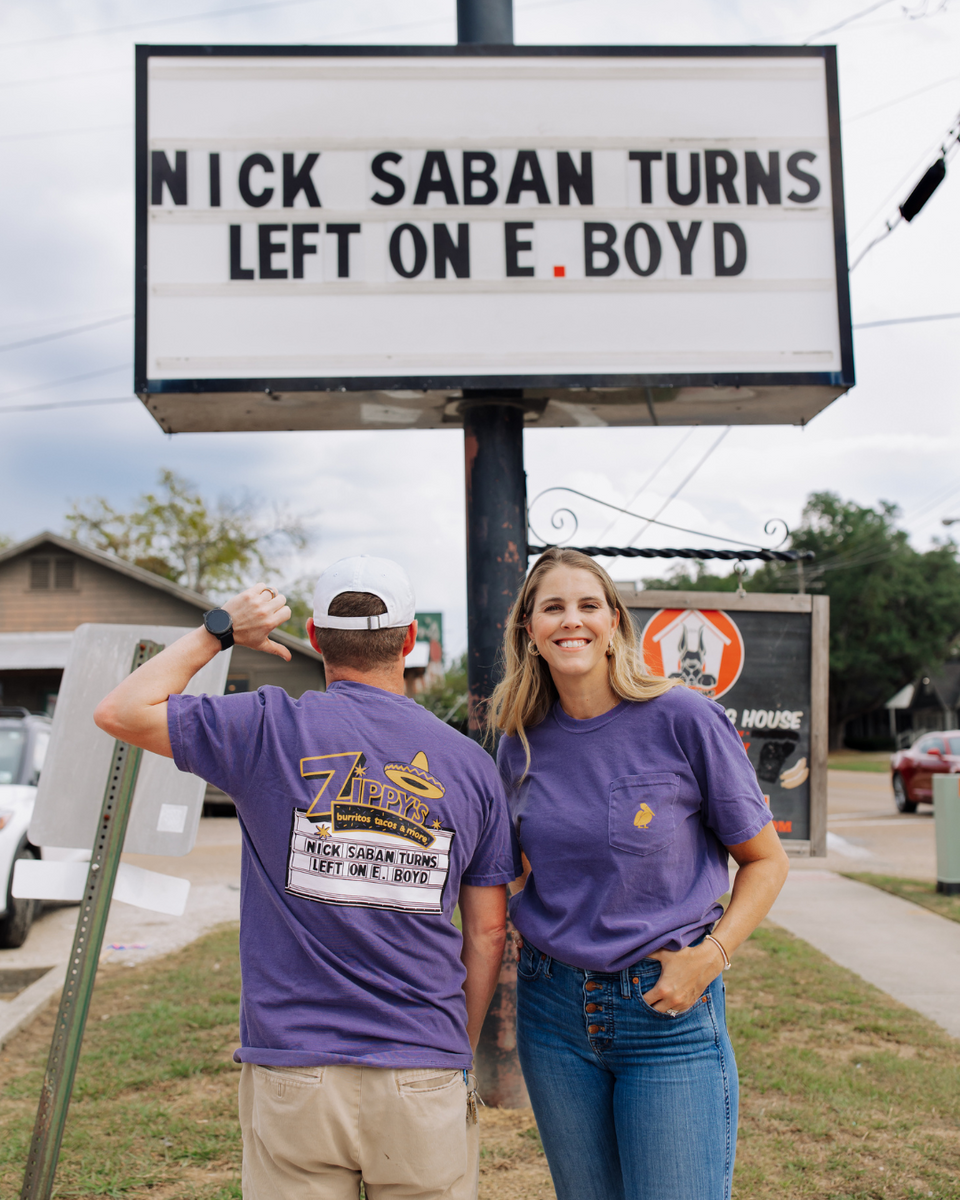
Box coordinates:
[687,698,772,846]
[461,758,523,886]
[167,689,268,802]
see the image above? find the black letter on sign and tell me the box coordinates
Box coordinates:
[283,153,321,207]
[624,223,661,276]
[327,224,361,278]
[505,222,534,277]
[506,151,550,204]
[239,154,274,207]
[629,151,662,204]
[705,151,739,204]
[745,151,780,205]
[414,151,459,205]
[151,150,187,205]
[292,224,319,278]
[557,151,593,205]
[230,226,254,280]
[371,152,405,205]
[584,223,619,276]
[434,224,470,278]
[666,152,700,206]
[714,223,746,276]
[259,224,287,279]
[390,224,427,278]
[209,153,221,207]
[667,221,702,275]
[463,152,497,205]
[786,151,820,203]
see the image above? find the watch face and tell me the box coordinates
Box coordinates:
[205,609,232,637]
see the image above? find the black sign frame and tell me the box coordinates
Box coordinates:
[134,43,854,402]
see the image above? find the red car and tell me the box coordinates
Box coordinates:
[890,731,960,812]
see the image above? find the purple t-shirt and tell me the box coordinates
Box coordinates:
[169,680,517,1068]
[497,686,770,973]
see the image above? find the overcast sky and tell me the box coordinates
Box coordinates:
[1,0,958,656]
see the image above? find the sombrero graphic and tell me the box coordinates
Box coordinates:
[384,751,445,799]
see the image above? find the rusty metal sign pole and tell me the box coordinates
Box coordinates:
[458,0,529,1116]
[21,640,164,1200]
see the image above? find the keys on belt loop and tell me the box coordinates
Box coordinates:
[464,1071,483,1125]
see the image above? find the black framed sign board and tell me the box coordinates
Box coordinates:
[135,44,854,434]
[620,588,829,856]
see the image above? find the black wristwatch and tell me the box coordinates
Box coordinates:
[203,608,234,650]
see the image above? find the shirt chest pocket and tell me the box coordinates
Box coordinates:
[608,773,680,857]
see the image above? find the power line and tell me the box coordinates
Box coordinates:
[0,124,130,145]
[0,0,340,50]
[844,74,960,124]
[0,396,136,416]
[854,311,960,329]
[595,428,697,543]
[0,314,131,353]
[804,0,895,43]
[0,363,130,402]
[627,428,732,548]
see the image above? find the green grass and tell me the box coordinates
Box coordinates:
[729,923,960,1198]
[0,925,243,1199]
[828,759,890,773]
[842,871,960,924]
[3,921,960,1198]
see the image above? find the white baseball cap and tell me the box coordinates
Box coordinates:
[312,555,416,631]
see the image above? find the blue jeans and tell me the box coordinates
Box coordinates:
[515,940,737,1200]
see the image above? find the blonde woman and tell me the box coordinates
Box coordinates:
[490,549,788,1200]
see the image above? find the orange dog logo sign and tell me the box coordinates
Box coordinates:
[640,609,745,700]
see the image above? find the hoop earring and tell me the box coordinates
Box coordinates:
[527,641,540,657]
[606,642,615,658]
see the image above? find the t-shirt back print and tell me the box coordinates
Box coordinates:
[287,749,455,913]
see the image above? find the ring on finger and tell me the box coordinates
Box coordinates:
[664,1007,681,1017]
[260,587,277,599]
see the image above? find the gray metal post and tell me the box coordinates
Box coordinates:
[457,0,527,1113]
[21,640,163,1200]
[457,0,514,43]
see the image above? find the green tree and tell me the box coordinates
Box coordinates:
[642,493,960,748]
[67,469,308,598]
[414,653,468,732]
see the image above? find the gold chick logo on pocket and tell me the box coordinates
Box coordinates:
[633,803,655,829]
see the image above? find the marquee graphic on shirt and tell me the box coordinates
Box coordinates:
[286,748,455,913]
[640,608,745,700]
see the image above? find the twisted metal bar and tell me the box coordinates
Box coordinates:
[527,546,815,562]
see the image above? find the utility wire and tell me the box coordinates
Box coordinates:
[854,311,960,328]
[844,74,960,124]
[0,396,136,416]
[0,314,131,353]
[804,0,895,43]
[627,428,732,548]
[595,428,697,543]
[0,363,129,402]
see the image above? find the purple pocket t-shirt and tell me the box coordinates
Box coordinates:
[497,686,771,974]
[169,680,518,1068]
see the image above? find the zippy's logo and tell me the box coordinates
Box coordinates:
[640,609,745,700]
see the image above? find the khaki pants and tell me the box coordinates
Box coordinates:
[239,1063,480,1200]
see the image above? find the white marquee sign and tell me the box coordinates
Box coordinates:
[135,46,854,432]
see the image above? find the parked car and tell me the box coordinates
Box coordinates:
[0,707,50,946]
[890,730,960,813]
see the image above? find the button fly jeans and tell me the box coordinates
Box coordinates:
[515,940,737,1200]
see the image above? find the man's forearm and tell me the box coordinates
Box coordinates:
[461,928,506,1053]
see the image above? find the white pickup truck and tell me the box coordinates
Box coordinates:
[0,707,50,947]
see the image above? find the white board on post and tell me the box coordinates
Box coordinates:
[136,44,854,433]
[29,624,231,857]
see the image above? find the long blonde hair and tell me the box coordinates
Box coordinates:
[488,549,680,772]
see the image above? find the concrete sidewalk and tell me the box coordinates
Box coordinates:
[768,868,960,1040]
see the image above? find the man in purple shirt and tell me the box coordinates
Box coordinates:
[96,556,516,1200]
